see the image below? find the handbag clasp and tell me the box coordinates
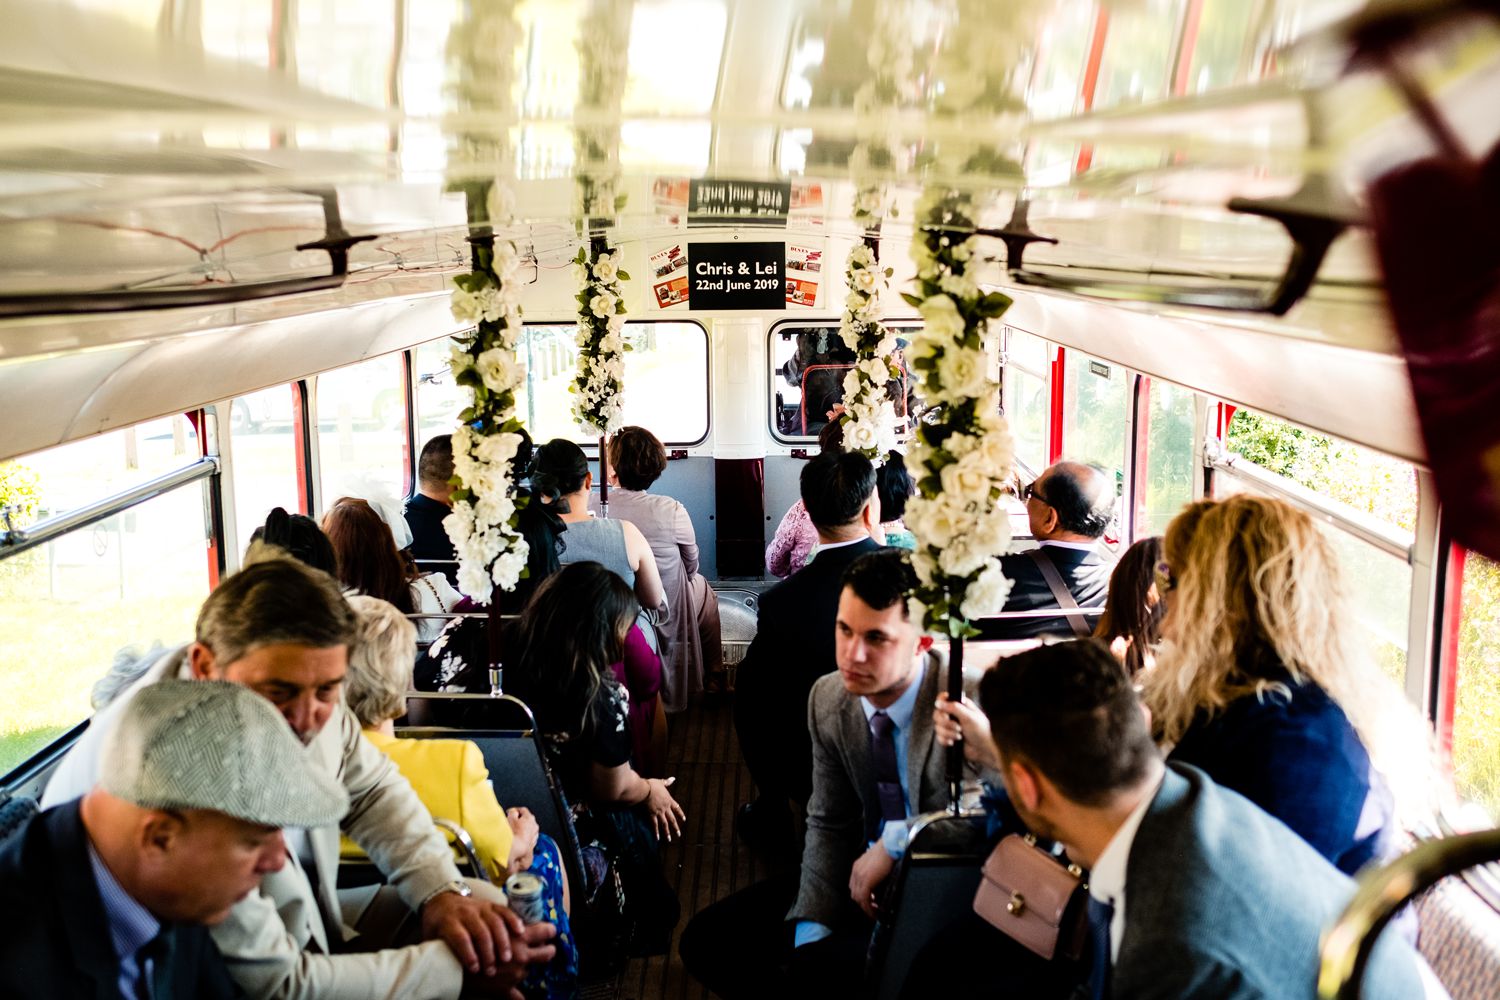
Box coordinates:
[1006,891,1026,916]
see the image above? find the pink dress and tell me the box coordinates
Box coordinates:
[610,624,664,775]
[765,499,818,579]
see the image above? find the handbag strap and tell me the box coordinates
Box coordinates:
[1026,548,1092,638]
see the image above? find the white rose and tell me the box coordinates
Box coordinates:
[591,254,619,283]
[940,460,990,503]
[487,182,515,225]
[860,357,891,383]
[492,240,520,279]
[839,315,863,351]
[448,342,473,377]
[845,419,878,452]
[969,509,1012,555]
[842,368,862,400]
[590,291,617,318]
[475,348,520,394]
[917,294,964,340]
[959,560,1012,621]
[852,267,881,295]
[939,271,979,302]
[491,542,530,590]
[939,539,985,578]
[906,496,960,548]
[606,313,626,333]
[450,286,483,325]
[476,432,522,467]
[847,243,876,270]
[936,346,989,399]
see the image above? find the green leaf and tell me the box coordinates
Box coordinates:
[616,270,631,282]
[575,247,587,265]
[900,291,924,308]
[884,268,894,279]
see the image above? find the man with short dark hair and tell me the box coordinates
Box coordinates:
[975,639,1438,1000]
[44,549,556,1000]
[405,434,458,569]
[683,550,982,997]
[980,460,1114,640]
[1,680,346,999]
[734,450,884,850]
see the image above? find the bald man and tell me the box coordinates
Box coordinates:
[980,461,1115,640]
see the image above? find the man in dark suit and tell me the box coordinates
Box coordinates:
[405,434,459,574]
[734,449,884,849]
[684,550,986,997]
[976,640,1438,1000]
[979,461,1115,640]
[0,679,350,1000]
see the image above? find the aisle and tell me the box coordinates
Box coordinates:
[610,696,789,1000]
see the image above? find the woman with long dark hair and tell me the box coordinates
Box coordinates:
[320,496,460,642]
[507,561,684,953]
[1093,535,1165,678]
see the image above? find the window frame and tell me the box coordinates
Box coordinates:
[765,317,921,446]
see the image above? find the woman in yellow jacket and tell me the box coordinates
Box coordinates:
[341,595,576,994]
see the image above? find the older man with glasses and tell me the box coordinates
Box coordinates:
[978,460,1116,640]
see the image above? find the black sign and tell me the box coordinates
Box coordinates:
[688,179,792,226]
[689,242,786,310]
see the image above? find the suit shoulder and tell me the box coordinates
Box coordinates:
[809,672,851,712]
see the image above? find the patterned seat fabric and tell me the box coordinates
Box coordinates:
[0,795,38,846]
[1416,876,1500,1000]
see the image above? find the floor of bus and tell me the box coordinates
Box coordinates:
[598,692,788,1000]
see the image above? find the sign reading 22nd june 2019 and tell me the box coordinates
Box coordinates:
[688,243,785,310]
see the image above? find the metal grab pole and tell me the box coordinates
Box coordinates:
[947,635,965,813]
[598,434,610,517]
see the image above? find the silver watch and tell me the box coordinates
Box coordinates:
[422,879,473,908]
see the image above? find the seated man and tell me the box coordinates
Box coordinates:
[978,461,1114,640]
[0,679,347,999]
[977,639,1440,1000]
[43,545,555,1000]
[683,550,990,997]
[734,449,883,850]
[405,434,459,578]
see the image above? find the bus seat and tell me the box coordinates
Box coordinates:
[716,588,758,688]
[866,810,990,1000]
[1414,874,1500,1000]
[337,815,487,890]
[0,793,38,846]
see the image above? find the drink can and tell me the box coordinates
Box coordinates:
[505,872,547,925]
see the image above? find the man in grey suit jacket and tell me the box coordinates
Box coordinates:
[975,639,1442,1000]
[682,550,987,998]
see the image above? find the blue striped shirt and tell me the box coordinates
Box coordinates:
[87,838,161,1000]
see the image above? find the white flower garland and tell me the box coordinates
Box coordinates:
[571,242,630,436]
[838,242,900,459]
[901,2,1024,638]
[443,193,531,603]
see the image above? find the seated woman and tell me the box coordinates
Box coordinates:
[1093,535,1165,678]
[599,425,724,709]
[339,596,578,994]
[506,562,685,953]
[321,496,462,643]
[876,449,915,550]
[1146,494,1431,875]
[532,438,669,649]
[249,506,338,575]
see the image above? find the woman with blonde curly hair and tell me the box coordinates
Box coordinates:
[1146,494,1432,875]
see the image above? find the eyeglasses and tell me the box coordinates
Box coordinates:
[1021,481,1052,506]
[1154,560,1176,595]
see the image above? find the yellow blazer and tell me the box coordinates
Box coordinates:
[340,729,514,882]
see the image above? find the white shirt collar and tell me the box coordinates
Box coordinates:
[815,534,870,553]
[859,664,924,731]
[1087,771,1164,961]
[1039,539,1099,552]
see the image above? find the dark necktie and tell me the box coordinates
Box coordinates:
[139,927,176,1000]
[1085,895,1114,1000]
[869,711,905,826]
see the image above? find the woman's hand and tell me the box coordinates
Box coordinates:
[933,692,1001,771]
[505,807,539,871]
[644,776,686,842]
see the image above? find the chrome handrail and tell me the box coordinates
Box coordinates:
[432,817,488,879]
[1318,827,1500,999]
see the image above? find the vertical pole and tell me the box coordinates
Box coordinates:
[947,635,966,812]
[598,435,610,517]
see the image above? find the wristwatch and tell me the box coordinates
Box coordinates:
[421,879,473,908]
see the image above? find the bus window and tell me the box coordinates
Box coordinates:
[1453,551,1500,819]
[0,424,211,775]
[316,354,408,506]
[1136,378,1198,537]
[1220,410,1418,685]
[519,321,710,445]
[1002,326,1050,476]
[414,340,466,451]
[1062,349,1128,483]
[768,322,916,443]
[229,383,303,544]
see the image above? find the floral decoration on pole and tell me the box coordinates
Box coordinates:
[838,243,900,459]
[900,1,1030,638]
[571,239,631,436]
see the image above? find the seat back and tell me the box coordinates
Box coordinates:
[1415,874,1500,1000]
[0,794,38,847]
[867,811,990,1000]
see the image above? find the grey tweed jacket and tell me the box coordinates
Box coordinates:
[788,649,983,927]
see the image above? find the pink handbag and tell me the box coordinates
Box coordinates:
[972,833,1088,960]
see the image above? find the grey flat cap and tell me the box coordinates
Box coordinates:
[100,679,349,829]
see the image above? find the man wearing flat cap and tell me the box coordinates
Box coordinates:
[43,546,555,999]
[0,680,350,999]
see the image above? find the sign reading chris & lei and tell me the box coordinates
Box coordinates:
[688,242,785,310]
[688,179,792,226]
